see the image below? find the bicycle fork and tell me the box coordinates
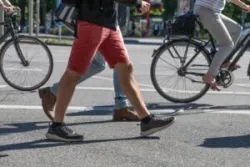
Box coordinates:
[9,19,29,67]
[247,63,250,78]
[13,40,29,67]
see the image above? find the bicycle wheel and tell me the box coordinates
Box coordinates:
[0,35,53,91]
[248,62,250,78]
[150,39,211,103]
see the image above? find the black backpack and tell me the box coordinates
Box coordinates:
[59,0,128,29]
[61,0,76,6]
[118,4,128,28]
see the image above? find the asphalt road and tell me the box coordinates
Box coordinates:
[1,43,250,167]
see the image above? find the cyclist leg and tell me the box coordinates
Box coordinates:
[221,14,242,44]
[195,5,234,89]
[220,14,242,68]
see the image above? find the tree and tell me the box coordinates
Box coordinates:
[223,3,242,24]
[162,0,177,20]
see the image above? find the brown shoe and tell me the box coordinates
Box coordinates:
[38,87,56,121]
[113,107,140,121]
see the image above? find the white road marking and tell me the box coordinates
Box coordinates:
[0,104,249,116]
[0,104,180,114]
[72,86,250,95]
[75,86,156,92]
[93,76,155,88]
[93,76,112,81]
[0,84,250,95]
[204,110,250,114]
[0,85,7,88]
[4,68,43,72]
[233,83,250,88]
[0,105,95,111]
[92,76,250,94]
[74,86,250,95]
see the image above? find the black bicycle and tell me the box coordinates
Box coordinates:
[150,12,250,103]
[0,11,53,91]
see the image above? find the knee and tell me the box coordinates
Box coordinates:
[123,63,134,75]
[64,69,82,82]
[221,39,234,49]
[236,24,242,37]
[91,59,106,73]
[229,40,235,48]
[115,63,134,82]
[97,62,106,72]
[127,63,134,74]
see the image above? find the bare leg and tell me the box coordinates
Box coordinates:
[114,63,150,119]
[54,69,81,122]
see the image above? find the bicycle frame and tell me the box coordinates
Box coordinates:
[184,27,250,75]
[0,14,28,66]
[0,20,14,44]
[224,32,250,71]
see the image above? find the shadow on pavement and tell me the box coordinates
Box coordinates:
[66,103,250,117]
[2,102,250,135]
[0,136,160,152]
[1,103,250,136]
[0,120,113,136]
[66,102,213,117]
[67,107,114,116]
[200,134,250,148]
[146,103,250,112]
[0,154,8,158]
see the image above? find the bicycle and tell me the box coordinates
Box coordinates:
[0,11,53,91]
[150,12,250,103]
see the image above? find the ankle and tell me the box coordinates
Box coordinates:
[51,122,63,128]
[141,114,153,123]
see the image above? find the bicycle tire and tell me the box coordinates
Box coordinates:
[150,38,211,103]
[0,35,53,91]
[247,61,250,77]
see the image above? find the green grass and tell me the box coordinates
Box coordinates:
[41,38,73,46]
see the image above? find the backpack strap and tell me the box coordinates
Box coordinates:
[87,0,94,10]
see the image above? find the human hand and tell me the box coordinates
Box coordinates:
[1,5,14,14]
[245,5,250,12]
[136,0,151,15]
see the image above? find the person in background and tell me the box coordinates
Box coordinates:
[194,0,249,90]
[0,0,14,14]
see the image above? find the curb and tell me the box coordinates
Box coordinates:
[124,39,163,45]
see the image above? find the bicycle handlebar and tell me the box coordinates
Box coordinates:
[5,6,20,18]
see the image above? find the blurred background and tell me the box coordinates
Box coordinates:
[3,0,250,38]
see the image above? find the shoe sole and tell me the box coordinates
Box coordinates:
[38,89,55,121]
[140,117,176,136]
[45,133,83,142]
[113,117,140,122]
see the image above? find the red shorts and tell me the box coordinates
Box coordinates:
[67,21,131,74]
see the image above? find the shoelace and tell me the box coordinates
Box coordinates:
[61,125,74,134]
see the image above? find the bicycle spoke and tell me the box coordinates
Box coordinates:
[0,36,53,91]
[151,39,210,103]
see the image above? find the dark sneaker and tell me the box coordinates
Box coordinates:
[140,115,175,136]
[45,123,83,142]
[113,107,140,121]
[38,87,56,121]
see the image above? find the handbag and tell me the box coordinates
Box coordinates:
[167,11,197,37]
[61,0,76,7]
